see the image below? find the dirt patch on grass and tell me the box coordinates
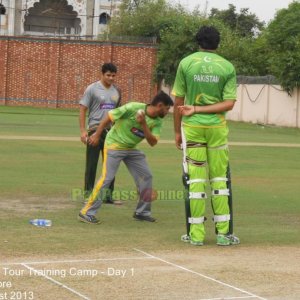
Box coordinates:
[0,197,74,214]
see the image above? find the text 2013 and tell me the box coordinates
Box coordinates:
[0,291,34,299]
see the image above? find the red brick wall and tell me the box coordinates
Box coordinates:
[0,36,158,108]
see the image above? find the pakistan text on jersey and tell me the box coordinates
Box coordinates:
[194,75,220,83]
[100,103,116,109]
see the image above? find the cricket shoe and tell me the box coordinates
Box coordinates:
[78,213,101,224]
[133,213,156,222]
[217,233,240,246]
[181,234,191,243]
[181,234,204,246]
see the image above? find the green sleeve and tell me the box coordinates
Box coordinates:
[223,69,237,100]
[172,62,186,97]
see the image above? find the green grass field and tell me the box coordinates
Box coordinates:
[0,106,300,259]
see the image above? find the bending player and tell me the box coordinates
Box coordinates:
[172,26,240,246]
[78,91,173,224]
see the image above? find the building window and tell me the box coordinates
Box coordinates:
[99,13,110,25]
[0,3,6,15]
[24,0,81,35]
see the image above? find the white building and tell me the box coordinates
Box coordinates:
[0,0,122,38]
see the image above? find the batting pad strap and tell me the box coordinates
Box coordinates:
[186,142,207,148]
[212,189,230,196]
[189,217,205,224]
[186,157,206,167]
[213,214,231,223]
[210,177,228,182]
[187,178,206,185]
[189,192,207,199]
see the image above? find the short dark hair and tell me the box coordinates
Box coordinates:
[151,91,174,106]
[101,63,117,74]
[195,26,220,50]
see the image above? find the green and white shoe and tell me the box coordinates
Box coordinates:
[181,234,204,246]
[217,234,240,246]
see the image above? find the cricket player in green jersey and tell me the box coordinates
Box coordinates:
[78,91,173,224]
[172,26,240,246]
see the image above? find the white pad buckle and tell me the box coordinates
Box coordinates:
[212,189,230,196]
[189,217,205,224]
[189,192,207,199]
[213,214,231,222]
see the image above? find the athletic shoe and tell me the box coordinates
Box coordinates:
[181,234,191,243]
[190,240,204,246]
[133,213,156,222]
[78,213,101,224]
[181,234,203,246]
[217,233,240,246]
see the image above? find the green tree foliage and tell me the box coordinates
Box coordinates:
[108,0,269,85]
[159,18,268,83]
[109,0,207,84]
[266,1,300,94]
[218,29,270,76]
[209,4,264,37]
[157,14,206,84]
[110,0,178,40]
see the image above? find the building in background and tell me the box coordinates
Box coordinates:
[0,0,122,38]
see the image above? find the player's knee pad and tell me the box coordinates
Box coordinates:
[210,177,229,197]
[210,176,230,220]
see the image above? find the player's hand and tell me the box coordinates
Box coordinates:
[175,133,182,150]
[88,133,100,146]
[80,131,88,144]
[136,110,146,124]
[178,105,196,116]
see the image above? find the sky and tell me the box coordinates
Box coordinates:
[174,0,295,23]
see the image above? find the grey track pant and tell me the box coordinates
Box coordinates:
[81,148,153,217]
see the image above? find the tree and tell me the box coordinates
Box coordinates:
[209,4,264,37]
[108,0,269,85]
[109,0,203,85]
[266,1,300,94]
[109,0,175,40]
[120,0,148,12]
[157,14,206,85]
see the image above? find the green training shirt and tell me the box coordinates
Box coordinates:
[172,51,237,127]
[105,102,162,150]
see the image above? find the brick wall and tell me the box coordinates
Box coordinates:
[0,36,157,108]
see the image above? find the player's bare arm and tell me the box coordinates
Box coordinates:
[89,114,112,146]
[178,100,235,116]
[79,104,88,144]
[136,113,158,147]
[173,96,185,149]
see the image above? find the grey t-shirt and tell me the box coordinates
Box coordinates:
[79,81,121,129]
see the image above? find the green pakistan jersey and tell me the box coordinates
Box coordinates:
[172,51,237,127]
[105,102,162,150]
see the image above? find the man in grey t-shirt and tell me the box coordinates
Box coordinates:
[79,63,121,203]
